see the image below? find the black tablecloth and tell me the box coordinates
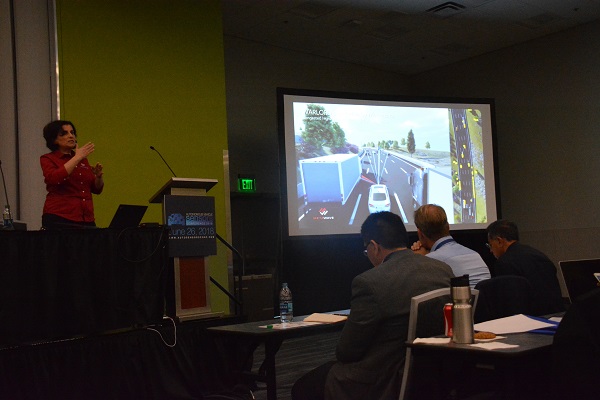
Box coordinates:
[0,227,168,345]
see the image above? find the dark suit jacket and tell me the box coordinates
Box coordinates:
[324,250,454,400]
[494,242,564,315]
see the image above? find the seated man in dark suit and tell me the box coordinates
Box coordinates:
[291,211,454,400]
[486,219,565,315]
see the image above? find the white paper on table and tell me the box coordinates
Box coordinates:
[413,337,451,344]
[469,342,519,350]
[473,314,556,335]
[259,321,321,329]
[303,313,347,323]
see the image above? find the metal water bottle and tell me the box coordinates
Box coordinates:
[279,283,293,323]
[451,275,474,344]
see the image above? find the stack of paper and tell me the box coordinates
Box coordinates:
[303,313,348,323]
[473,314,557,334]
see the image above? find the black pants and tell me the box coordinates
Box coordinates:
[291,361,335,400]
[42,213,97,230]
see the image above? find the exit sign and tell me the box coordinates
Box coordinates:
[237,175,256,193]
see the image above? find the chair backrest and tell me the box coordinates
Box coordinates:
[408,287,480,340]
[400,287,479,400]
[473,275,533,323]
[408,288,451,341]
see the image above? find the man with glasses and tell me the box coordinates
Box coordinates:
[292,211,453,400]
[486,219,564,315]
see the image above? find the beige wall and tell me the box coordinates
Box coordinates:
[224,35,410,193]
[0,0,55,226]
[410,20,600,269]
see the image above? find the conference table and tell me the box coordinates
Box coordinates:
[207,313,346,400]
[407,332,556,399]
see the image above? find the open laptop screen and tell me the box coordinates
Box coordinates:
[108,204,148,230]
[558,258,600,303]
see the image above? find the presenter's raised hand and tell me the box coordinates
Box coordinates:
[74,142,95,162]
[91,162,103,178]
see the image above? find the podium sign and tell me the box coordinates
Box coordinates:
[164,195,217,257]
[150,177,221,321]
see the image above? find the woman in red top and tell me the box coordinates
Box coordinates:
[40,120,104,229]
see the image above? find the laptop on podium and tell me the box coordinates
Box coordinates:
[108,204,148,230]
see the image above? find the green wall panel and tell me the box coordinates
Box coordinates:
[56,0,230,314]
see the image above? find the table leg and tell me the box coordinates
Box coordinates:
[261,338,283,400]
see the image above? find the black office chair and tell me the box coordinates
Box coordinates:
[474,275,534,323]
[553,288,600,400]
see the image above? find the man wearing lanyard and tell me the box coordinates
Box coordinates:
[412,204,490,288]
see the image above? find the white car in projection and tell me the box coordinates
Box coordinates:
[368,184,391,213]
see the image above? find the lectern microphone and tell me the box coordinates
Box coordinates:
[149,146,177,177]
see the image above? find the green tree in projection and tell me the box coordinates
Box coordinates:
[407,129,416,156]
[378,140,389,149]
[392,140,399,150]
[331,122,346,149]
[401,138,406,146]
[425,141,431,149]
[302,104,346,151]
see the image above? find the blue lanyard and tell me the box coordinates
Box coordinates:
[434,238,455,251]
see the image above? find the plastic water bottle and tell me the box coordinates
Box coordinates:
[2,205,12,229]
[279,283,293,323]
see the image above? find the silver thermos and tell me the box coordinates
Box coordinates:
[451,275,474,344]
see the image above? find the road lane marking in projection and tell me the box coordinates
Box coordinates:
[394,192,408,223]
[349,194,362,225]
[298,213,305,221]
[400,167,408,174]
[384,168,389,174]
[361,175,376,184]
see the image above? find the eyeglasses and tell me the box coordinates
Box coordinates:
[363,242,371,257]
[485,243,491,250]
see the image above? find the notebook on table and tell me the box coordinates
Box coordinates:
[108,204,148,229]
[558,258,600,303]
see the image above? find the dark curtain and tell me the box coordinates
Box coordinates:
[0,318,240,400]
[0,228,168,345]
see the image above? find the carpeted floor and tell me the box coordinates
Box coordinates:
[250,330,341,400]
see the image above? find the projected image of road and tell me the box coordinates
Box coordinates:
[297,148,432,229]
[285,97,493,237]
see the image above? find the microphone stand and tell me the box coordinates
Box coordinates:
[0,160,14,230]
[215,233,244,316]
[149,146,177,177]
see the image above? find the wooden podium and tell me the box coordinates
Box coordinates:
[150,177,221,321]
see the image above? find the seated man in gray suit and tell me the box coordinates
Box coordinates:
[292,211,454,400]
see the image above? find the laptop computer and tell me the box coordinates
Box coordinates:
[558,258,600,303]
[108,204,148,230]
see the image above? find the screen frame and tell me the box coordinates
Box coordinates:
[277,87,501,241]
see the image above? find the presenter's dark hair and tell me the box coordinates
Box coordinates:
[361,211,408,249]
[487,219,519,242]
[43,120,76,151]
